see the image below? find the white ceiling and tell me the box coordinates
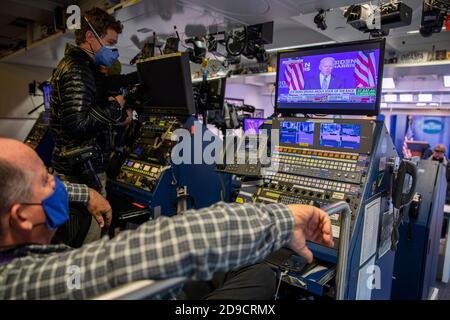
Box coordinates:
[0,0,449,74]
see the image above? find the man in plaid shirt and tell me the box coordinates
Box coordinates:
[0,138,333,299]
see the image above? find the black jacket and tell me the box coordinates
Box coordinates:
[50,44,123,180]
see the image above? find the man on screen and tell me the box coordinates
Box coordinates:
[304,57,346,90]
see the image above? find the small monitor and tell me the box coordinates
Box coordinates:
[137,53,195,114]
[244,118,265,135]
[275,39,385,116]
[280,121,315,147]
[319,123,361,150]
[41,82,52,110]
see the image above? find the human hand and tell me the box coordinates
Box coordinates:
[119,108,133,127]
[87,188,112,229]
[109,94,125,109]
[287,204,334,263]
[99,65,109,75]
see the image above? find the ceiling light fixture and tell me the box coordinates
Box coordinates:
[384,94,398,102]
[382,77,396,89]
[444,75,450,87]
[418,94,433,102]
[265,41,336,53]
[400,94,413,102]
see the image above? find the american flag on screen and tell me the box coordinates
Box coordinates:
[354,50,377,88]
[284,62,304,91]
[402,116,414,159]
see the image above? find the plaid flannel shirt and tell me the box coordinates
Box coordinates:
[63,182,89,205]
[0,202,294,300]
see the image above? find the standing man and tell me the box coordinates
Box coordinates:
[50,7,130,195]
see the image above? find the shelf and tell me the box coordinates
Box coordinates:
[384,60,450,77]
[385,60,450,68]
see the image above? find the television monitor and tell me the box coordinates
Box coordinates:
[244,118,265,135]
[275,39,385,116]
[273,118,373,154]
[137,53,196,115]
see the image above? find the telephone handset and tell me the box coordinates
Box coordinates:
[392,160,418,210]
[391,159,418,251]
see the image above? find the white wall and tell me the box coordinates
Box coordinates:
[225,83,275,118]
[0,62,53,141]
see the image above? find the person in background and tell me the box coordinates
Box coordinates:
[50,7,139,243]
[427,144,448,165]
[426,144,450,203]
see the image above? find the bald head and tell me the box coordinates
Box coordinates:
[0,139,43,216]
[0,138,44,170]
[0,138,57,245]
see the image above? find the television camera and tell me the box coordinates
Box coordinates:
[192,76,255,134]
[344,1,412,37]
[184,21,273,65]
[420,0,450,37]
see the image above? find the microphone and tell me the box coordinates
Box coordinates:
[130,52,141,65]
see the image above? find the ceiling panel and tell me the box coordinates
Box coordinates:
[1,32,73,68]
[0,0,54,23]
[0,0,448,73]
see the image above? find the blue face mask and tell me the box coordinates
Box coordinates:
[84,17,120,68]
[21,176,69,230]
[95,46,120,68]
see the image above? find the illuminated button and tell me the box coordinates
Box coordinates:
[340,155,345,159]
[352,156,358,160]
[318,152,323,156]
[346,155,351,159]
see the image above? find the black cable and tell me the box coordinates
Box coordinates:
[217,172,227,201]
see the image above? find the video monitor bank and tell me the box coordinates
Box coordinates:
[275,39,385,116]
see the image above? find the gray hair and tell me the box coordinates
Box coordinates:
[435,144,447,152]
[0,158,34,215]
[320,57,336,66]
